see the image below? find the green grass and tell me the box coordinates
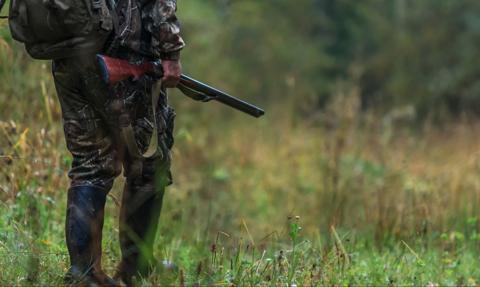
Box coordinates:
[1,191,480,286]
[2,20,480,286]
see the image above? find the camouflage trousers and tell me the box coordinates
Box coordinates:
[52,54,175,194]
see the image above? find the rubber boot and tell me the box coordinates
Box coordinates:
[64,186,118,287]
[113,179,166,286]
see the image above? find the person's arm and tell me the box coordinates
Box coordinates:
[142,0,185,87]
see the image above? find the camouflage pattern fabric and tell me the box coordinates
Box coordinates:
[52,55,174,192]
[141,0,185,59]
[49,0,184,193]
[114,0,185,60]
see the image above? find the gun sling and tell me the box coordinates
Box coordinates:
[121,80,162,161]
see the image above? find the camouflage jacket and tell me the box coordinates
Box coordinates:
[142,0,185,60]
[115,0,185,60]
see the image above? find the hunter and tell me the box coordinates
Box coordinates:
[50,0,184,285]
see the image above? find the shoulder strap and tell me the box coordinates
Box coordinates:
[104,0,132,55]
[121,80,162,160]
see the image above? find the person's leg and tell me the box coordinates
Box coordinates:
[115,85,176,284]
[64,186,115,286]
[52,56,122,286]
[116,166,167,284]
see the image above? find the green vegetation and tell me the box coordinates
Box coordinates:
[2,1,480,285]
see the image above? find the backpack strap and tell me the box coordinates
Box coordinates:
[104,0,133,55]
[106,0,119,31]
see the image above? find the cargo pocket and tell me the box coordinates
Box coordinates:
[62,106,103,153]
[133,116,155,154]
[135,106,175,186]
[130,104,169,164]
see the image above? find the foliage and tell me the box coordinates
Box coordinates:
[178,0,480,120]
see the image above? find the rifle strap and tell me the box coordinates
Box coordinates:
[121,80,162,163]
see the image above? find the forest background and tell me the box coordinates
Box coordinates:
[1,0,480,285]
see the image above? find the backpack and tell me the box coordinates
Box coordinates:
[7,0,136,59]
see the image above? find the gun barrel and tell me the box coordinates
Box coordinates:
[179,75,265,118]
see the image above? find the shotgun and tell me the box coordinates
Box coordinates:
[97,55,265,118]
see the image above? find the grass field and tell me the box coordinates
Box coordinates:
[2,23,480,286]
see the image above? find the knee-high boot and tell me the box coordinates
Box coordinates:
[114,178,165,285]
[64,186,118,286]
